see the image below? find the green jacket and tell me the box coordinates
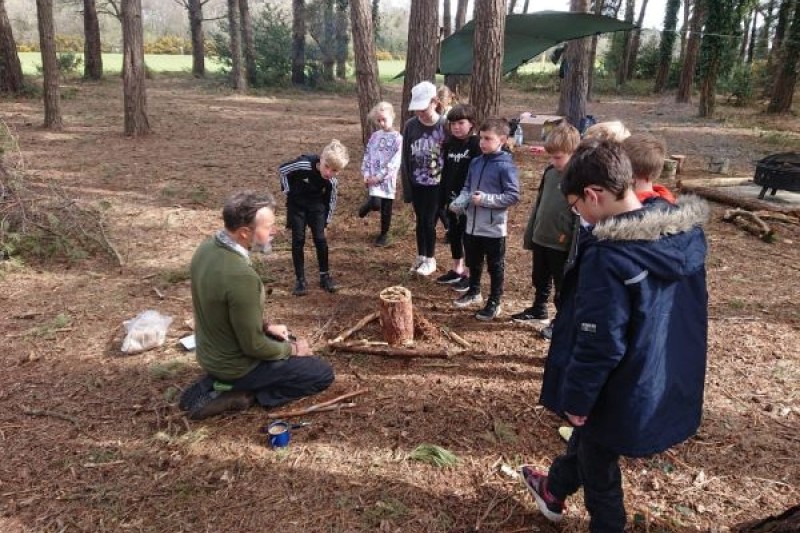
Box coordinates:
[523,165,576,252]
[190,238,290,381]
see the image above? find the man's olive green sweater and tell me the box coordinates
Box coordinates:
[191,238,290,381]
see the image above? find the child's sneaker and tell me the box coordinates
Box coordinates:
[511,306,548,323]
[519,466,565,523]
[409,255,424,272]
[320,273,338,293]
[374,234,389,247]
[475,299,501,321]
[452,276,470,292]
[454,288,482,308]
[539,325,553,340]
[292,278,308,296]
[436,270,463,284]
[415,257,437,276]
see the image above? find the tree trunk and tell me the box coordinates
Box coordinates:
[188,0,204,77]
[676,0,705,103]
[443,0,452,36]
[379,286,414,346]
[747,9,758,63]
[523,0,530,12]
[767,0,800,113]
[372,0,380,40]
[617,0,634,86]
[587,0,603,101]
[508,0,518,13]
[764,0,793,97]
[227,0,246,90]
[335,0,348,79]
[756,0,777,60]
[350,0,381,145]
[740,13,752,62]
[0,0,24,93]
[401,0,439,124]
[82,0,103,79]
[121,0,149,136]
[558,0,591,126]
[698,53,718,117]
[322,0,335,81]
[292,0,306,85]
[36,0,62,130]
[470,0,507,125]
[677,0,691,65]
[455,0,468,30]
[239,0,257,86]
[654,0,681,92]
[627,0,650,79]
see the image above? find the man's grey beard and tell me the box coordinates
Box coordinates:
[251,239,272,255]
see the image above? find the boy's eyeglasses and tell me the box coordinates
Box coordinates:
[568,196,581,216]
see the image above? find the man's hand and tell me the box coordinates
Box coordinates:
[565,412,587,427]
[471,191,483,206]
[291,338,312,356]
[264,323,289,341]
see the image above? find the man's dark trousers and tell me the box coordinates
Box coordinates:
[231,357,334,407]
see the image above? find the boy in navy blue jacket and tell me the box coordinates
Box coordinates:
[519,140,708,531]
[450,118,520,321]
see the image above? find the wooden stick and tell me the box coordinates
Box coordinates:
[329,312,379,344]
[266,389,369,418]
[754,211,800,224]
[676,176,752,188]
[22,407,79,425]
[265,402,356,419]
[722,208,775,242]
[329,341,453,359]
[441,327,472,350]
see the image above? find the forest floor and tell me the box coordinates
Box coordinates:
[1,76,799,533]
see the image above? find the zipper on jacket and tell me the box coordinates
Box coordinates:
[471,158,489,235]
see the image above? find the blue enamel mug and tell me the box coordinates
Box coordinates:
[267,421,291,448]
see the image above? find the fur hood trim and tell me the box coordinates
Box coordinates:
[592,195,709,242]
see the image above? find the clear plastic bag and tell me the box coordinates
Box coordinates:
[120,310,173,354]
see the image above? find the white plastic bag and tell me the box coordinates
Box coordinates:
[121,310,173,354]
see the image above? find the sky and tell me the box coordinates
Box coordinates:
[388,0,674,31]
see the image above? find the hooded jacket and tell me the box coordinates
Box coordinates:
[539,196,709,457]
[460,150,520,238]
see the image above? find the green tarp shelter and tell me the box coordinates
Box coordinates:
[439,11,636,76]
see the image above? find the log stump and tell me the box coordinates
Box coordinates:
[670,154,686,174]
[379,286,414,346]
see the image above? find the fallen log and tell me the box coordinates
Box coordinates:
[722,208,776,242]
[329,341,457,359]
[680,185,800,218]
[677,176,753,188]
[329,312,379,344]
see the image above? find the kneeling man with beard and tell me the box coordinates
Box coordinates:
[181,191,334,420]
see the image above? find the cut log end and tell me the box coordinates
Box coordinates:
[379,286,414,346]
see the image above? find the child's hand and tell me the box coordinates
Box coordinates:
[529,145,546,155]
[471,191,483,205]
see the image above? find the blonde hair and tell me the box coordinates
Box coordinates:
[321,139,349,171]
[544,123,581,154]
[368,101,395,125]
[623,133,667,181]
[584,120,631,143]
[436,85,453,114]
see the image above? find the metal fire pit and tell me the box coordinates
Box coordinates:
[753,152,800,199]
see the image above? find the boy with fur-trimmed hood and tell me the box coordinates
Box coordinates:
[519,139,709,531]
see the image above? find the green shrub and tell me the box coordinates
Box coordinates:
[35,52,83,75]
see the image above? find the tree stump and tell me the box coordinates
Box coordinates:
[379,286,414,346]
[670,154,686,174]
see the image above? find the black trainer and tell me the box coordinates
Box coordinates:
[511,306,548,323]
[188,390,254,420]
[374,234,389,247]
[452,276,471,292]
[292,278,307,296]
[539,325,553,340]
[476,299,502,321]
[357,199,372,218]
[179,376,214,411]
[436,270,463,285]
[320,273,338,293]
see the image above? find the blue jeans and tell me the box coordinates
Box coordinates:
[230,356,334,408]
[547,427,626,533]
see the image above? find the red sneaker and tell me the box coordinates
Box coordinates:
[519,465,565,522]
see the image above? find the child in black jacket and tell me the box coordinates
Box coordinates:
[279,139,349,296]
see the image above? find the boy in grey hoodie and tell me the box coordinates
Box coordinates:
[450,118,520,320]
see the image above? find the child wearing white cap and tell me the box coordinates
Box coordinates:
[401,81,447,276]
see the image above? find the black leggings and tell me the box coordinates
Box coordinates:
[411,184,440,257]
[288,204,328,279]
[362,195,393,236]
[446,211,466,260]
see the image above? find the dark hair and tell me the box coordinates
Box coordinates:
[479,117,510,137]
[561,139,633,200]
[447,103,476,124]
[222,191,276,231]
